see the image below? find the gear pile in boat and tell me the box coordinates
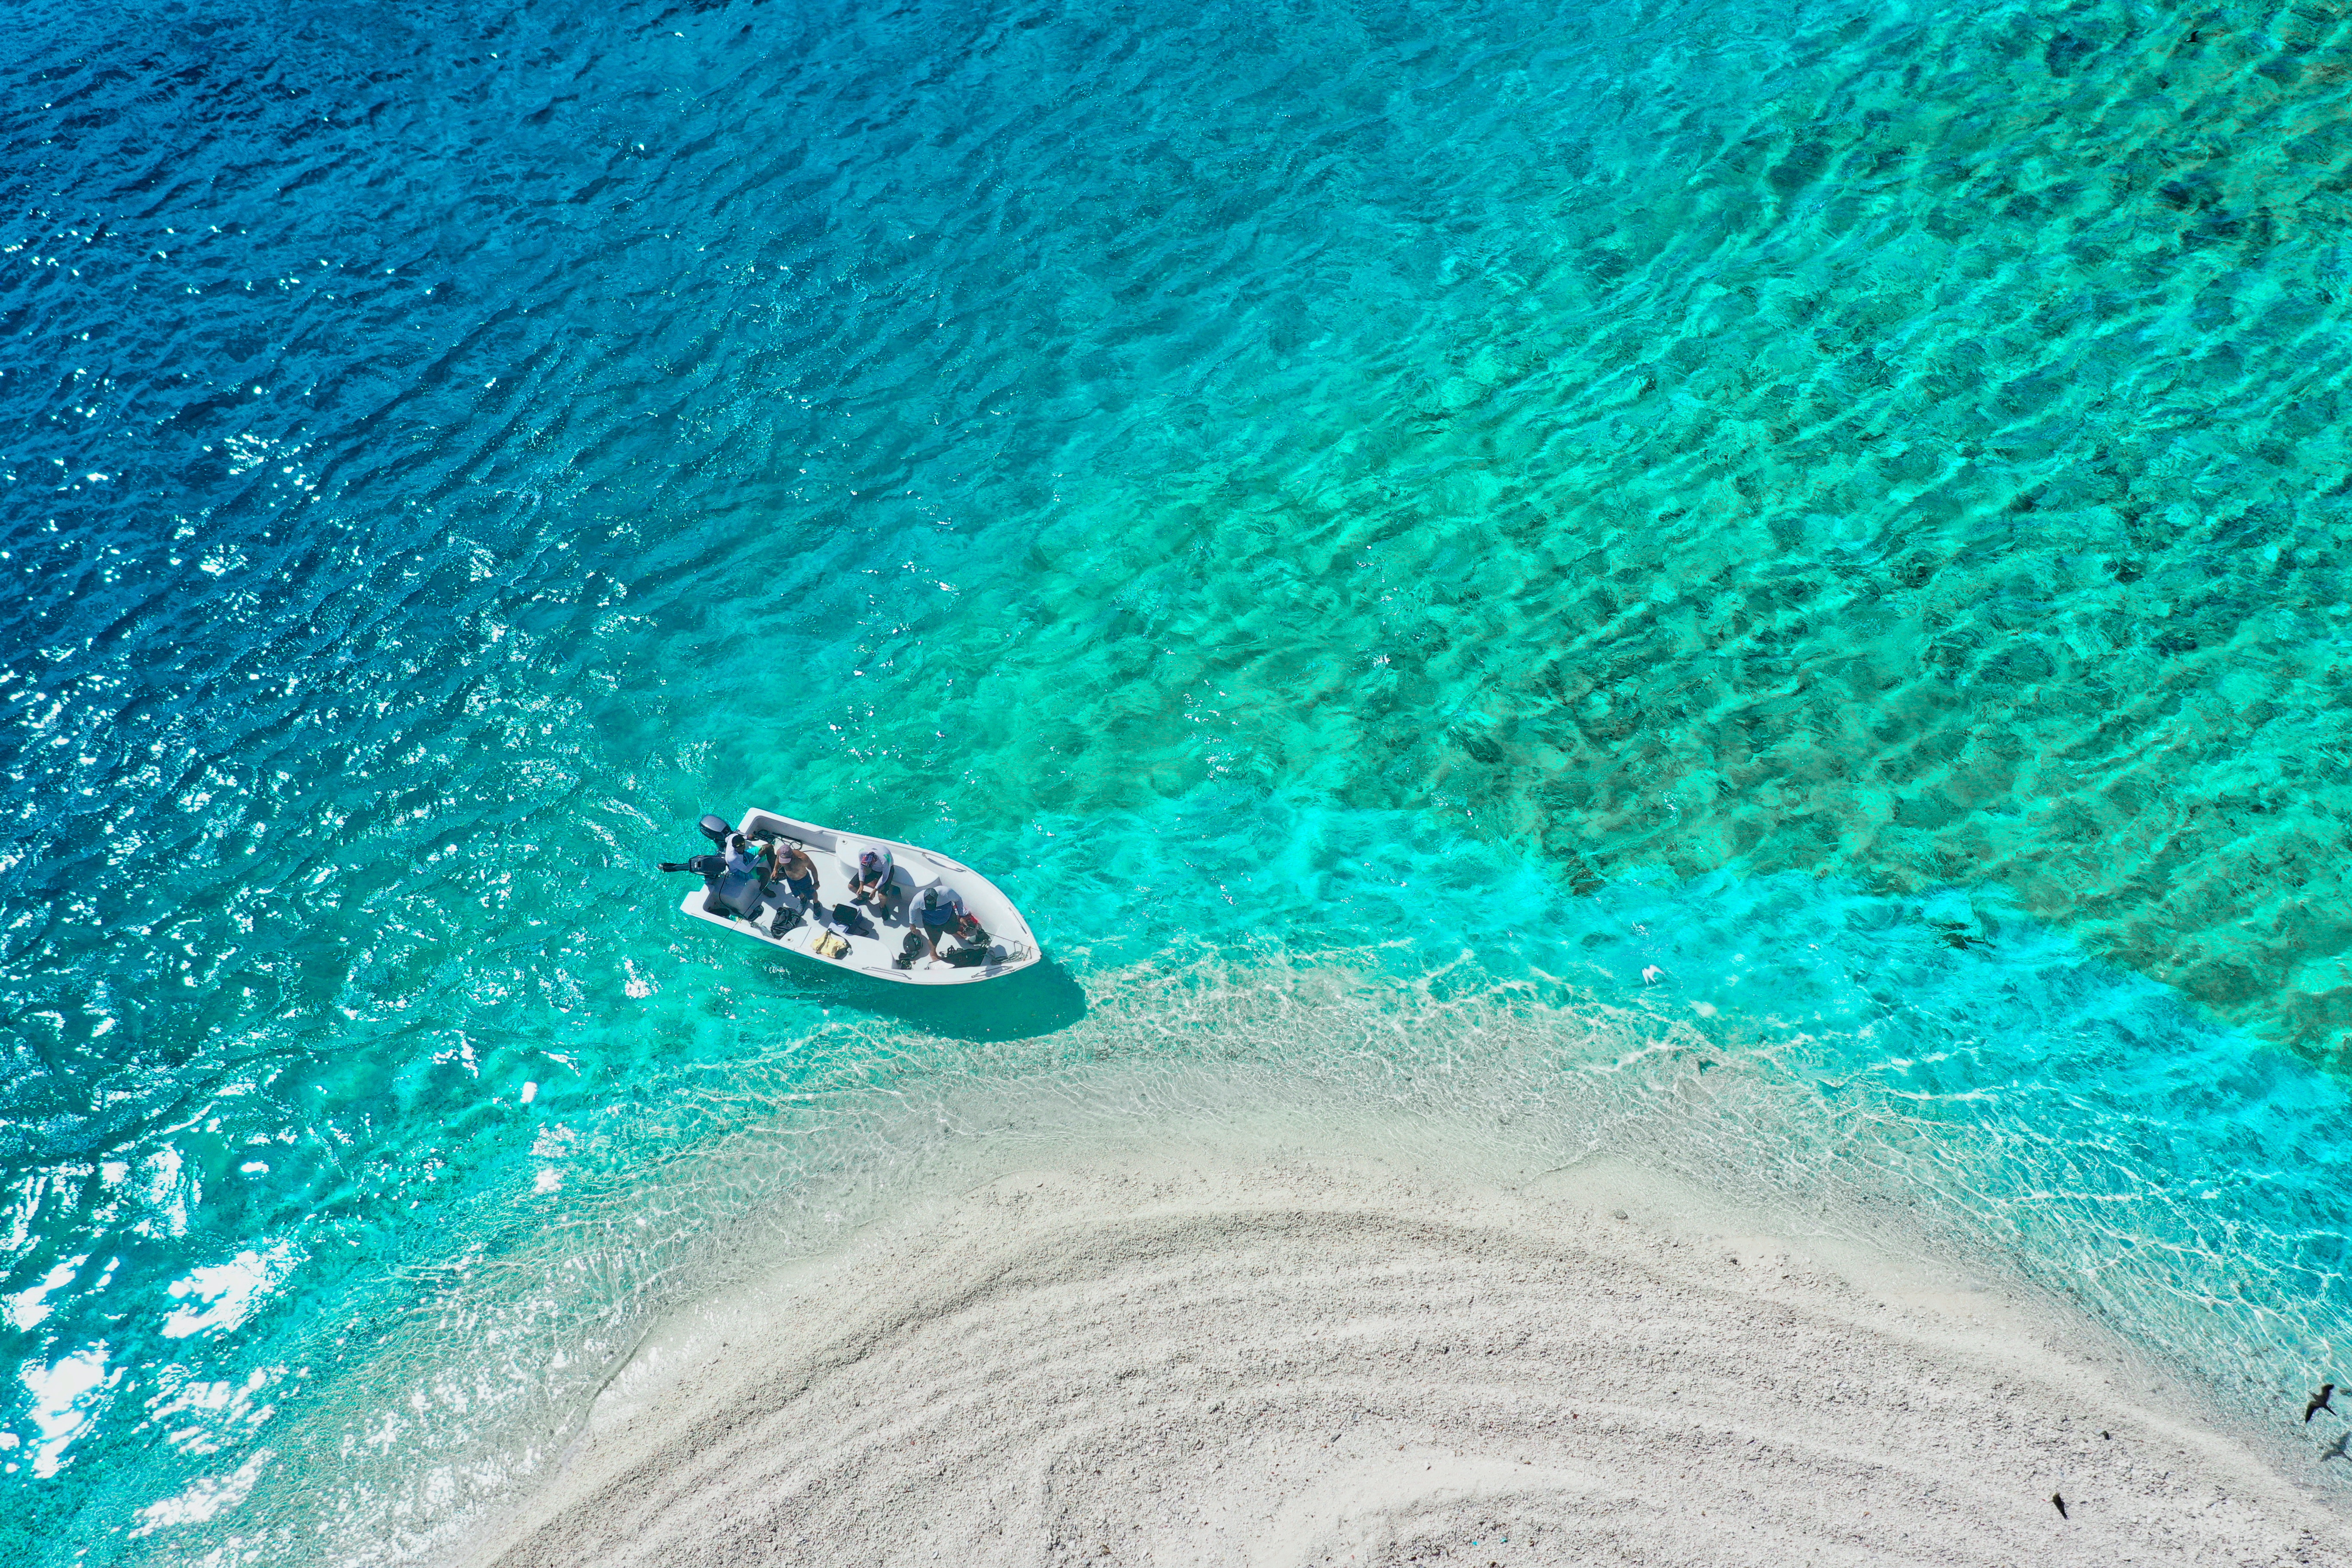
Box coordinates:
[657,814,995,966]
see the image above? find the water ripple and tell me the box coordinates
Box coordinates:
[3,0,2352,1559]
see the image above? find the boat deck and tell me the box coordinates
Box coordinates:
[675,809,1040,986]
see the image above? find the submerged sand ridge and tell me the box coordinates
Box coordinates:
[469,1152,2347,1567]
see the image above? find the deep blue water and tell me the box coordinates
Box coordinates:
[5,0,2352,1560]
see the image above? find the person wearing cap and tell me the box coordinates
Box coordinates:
[845,846,904,922]
[910,884,970,961]
[714,831,769,918]
[760,839,820,906]
[757,838,823,937]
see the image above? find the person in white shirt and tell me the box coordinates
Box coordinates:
[910,884,968,960]
[845,846,913,926]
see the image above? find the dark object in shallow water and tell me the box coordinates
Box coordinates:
[2051,1491,2067,1519]
[1929,919,1989,950]
[2307,1383,2336,1423]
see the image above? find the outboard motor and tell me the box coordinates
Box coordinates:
[698,814,732,848]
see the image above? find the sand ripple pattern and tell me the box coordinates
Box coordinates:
[483,1161,2346,1567]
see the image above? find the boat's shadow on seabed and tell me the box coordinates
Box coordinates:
[759,952,1090,1042]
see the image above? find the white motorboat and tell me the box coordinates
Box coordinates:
[675,808,1041,986]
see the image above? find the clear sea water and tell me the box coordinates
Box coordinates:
[5,0,2352,1559]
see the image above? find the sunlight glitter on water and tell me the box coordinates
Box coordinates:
[2,0,2350,1559]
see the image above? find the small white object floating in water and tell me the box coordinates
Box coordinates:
[677,808,1041,986]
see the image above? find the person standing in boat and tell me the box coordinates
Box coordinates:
[759,838,823,937]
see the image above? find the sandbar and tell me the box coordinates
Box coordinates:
[466,1139,2347,1566]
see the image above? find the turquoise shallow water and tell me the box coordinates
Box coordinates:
[5,0,2352,1559]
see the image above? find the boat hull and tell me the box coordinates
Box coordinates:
[675,809,1041,986]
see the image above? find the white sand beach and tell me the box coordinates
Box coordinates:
[461,1128,2348,1568]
